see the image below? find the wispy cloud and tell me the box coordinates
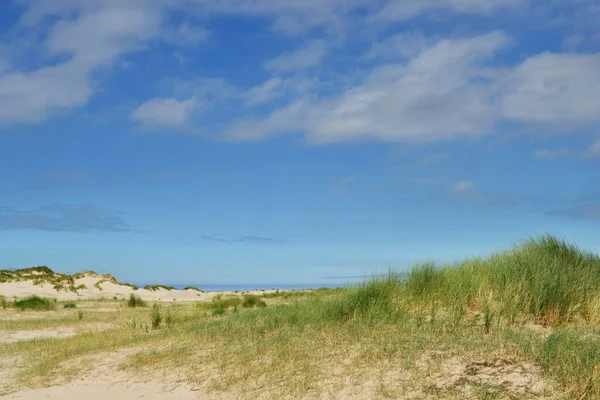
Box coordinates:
[0,205,131,233]
[546,203,600,219]
[585,139,600,158]
[328,176,356,195]
[533,148,572,160]
[131,97,196,128]
[199,235,285,244]
[447,180,530,209]
[264,40,328,72]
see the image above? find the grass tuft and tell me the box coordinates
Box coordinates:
[127,294,147,308]
[242,295,267,309]
[150,304,162,330]
[13,296,56,311]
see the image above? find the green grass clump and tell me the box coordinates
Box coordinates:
[150,304,162,330]
[63,302,77,309]
[127,294,147,308]
[212,304,227,316]
[144,285,176,291]
[183,286,203,292]
[404,234,600,326]
[13,296,56,311]
[0,295,8,309]
[242,295,267,309]
[122,282,139,290]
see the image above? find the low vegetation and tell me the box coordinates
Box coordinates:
[13,296,56,311]
[127,294,147,308]
[183,286,204,292]
[121,282,139,290]
[242,294,267,309]
[3,234,600,399]
[144,284,176,291]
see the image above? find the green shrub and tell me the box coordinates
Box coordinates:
[144,285,175,291]
[63,302,77,309]
[183,286,204,292]
[212,304,227,316]
[165,310,175,328]
[150,304,162,330]
[242,295,267,309]
[406,262,443,299]
[122,282,139,290]
[13,296,56,311]
[127,294,147,308]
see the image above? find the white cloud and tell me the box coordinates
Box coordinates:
[265,40,327,72]
[562,34,584,50]
[305,32,508,143]
[366,32,431,60]
[0,64,91,124]
[225,31,600,145]
[244,78,284,106]
[452,181,474,193]
[0,0,164,124]
[372,0,526,21]
[227,99,311,141]
[533,148,571,160]
[586,139,600,158]
[501,53,600,125]
[131,97,196,127]
[243,75,315,106]
[164,23,209,45]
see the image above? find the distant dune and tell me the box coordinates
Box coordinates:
[0,266,277,302]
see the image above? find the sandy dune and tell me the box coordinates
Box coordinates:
[0,271,279,302]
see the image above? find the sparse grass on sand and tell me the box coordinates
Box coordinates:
[13,296,57,311]
[2,234,600,399]
[127,294,147,308]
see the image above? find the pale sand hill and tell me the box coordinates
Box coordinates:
[0,269,280,302]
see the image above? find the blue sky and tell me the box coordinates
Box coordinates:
[1,0,599,285]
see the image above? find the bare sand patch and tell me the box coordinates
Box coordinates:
[421,352,554,398]
[0,323,114,344]
[0,348,201,400]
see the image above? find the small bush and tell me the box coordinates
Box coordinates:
[212,304,227,316]
[77,310,84,320]
[184,286,204,292]
[406,262,443,299]
[144,285,176,291]
[150,304,162,330]
[127,294,147,308]
[165,310,175,328]
[13,296,56,311]
[0,295,8,309]
[122,282,139,290]
[63,302,77,309]
[242,295,267,309]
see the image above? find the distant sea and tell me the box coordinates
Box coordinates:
[169,283,348,292]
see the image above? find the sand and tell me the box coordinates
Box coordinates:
[1,379,198,399]
[0,348,199,400]
[0,272,280,302]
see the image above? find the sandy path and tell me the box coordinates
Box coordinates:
[0,380,199,399]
